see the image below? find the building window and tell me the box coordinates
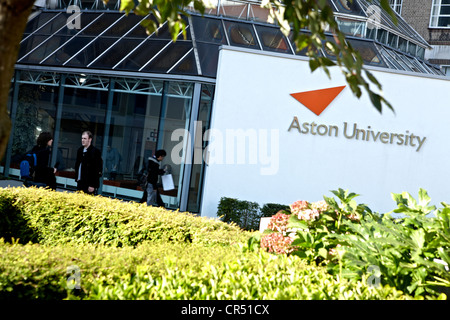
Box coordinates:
[389,0,403,15]
[430,0,450,28]
[442,65,450,76]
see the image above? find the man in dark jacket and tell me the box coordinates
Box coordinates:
[75,131,103,194]
[147,149,166,207]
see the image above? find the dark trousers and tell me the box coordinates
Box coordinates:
[77,181,96,195]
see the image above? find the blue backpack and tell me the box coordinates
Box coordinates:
[20,152,37,180]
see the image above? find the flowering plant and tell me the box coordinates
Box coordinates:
[259,188,450,299]
[266,211,290,233]
[260,232,295,254]
[261,189,368,265]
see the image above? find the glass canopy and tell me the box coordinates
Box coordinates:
[17,1,444,77]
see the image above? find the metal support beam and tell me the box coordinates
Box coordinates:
[179,82,202,212]
[3,71,21,178]
[51,74,66,169]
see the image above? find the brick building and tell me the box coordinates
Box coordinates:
[397,0,450,76]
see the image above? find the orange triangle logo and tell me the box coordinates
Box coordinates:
[290,86,346,116]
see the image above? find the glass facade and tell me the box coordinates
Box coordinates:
[5,70,211,211]
[16,7,442,78]
[9,72,58,172]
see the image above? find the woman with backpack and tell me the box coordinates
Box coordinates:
[32,131,57,190]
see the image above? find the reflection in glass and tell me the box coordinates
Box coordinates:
[113,39,171,71]
[104,82,163,193]
[187,84,214,213]
[65,37,117,67]
[376,28,388,44]
[89,38,146,69]
[1,88,14,173]
[347,39,385,67]
[224,21,258,48]
[398,37,407,52]
[57,86,107,183]
[9,79,58,174]
[192,16,227,44]
[330,0,364,15]
[336,18,365,37]
[157,82,194,209]
[255,25,291,53]
[196,42,220,78]
[141,41,193,73]
[168,50,198,76]
[40,36,95,65]
[388,33,398,49]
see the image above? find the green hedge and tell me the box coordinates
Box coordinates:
[0,240,415,300]
[0,187,249,247]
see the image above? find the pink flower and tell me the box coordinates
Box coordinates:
[290,199,328,221]
[347,213,360,221]
[297,208,320,221]
[261,232,295,254]
[290,200,309,215]
[311,200,329,212]
[267,211,290,233]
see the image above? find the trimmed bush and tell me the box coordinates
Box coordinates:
[260,203,290,217]
[0,187,249,247]
[0,240,416,300]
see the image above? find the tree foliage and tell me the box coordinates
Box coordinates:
[119,0,399,113]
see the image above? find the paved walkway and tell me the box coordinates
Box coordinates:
[0,178,67,192]
[0,179,24,188]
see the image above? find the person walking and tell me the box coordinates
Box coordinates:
[32,131,57,190]
[74,131,103,195]
[147,149,166,207]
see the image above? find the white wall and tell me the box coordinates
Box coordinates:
[200,46,450,218]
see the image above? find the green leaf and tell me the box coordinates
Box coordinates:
[391,192,406,206]
[323,195,338,209]
[418,188,431,207]
[380,0,398,25]
[318,247,329,259]
[368,91,382,113]
[410,229,425,251]
[401,191,417,209]
[365,70,381,88]
[309,58,320,72]
[319,57,336,67]
[119,0,135,13]
[288,214,308,230]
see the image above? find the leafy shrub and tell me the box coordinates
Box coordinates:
[260,203,290,217]
[0,240,415,300]
[217,197,261,231]
[259,188,450,299]
[333,190,450,298]
[0,187,249,247]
